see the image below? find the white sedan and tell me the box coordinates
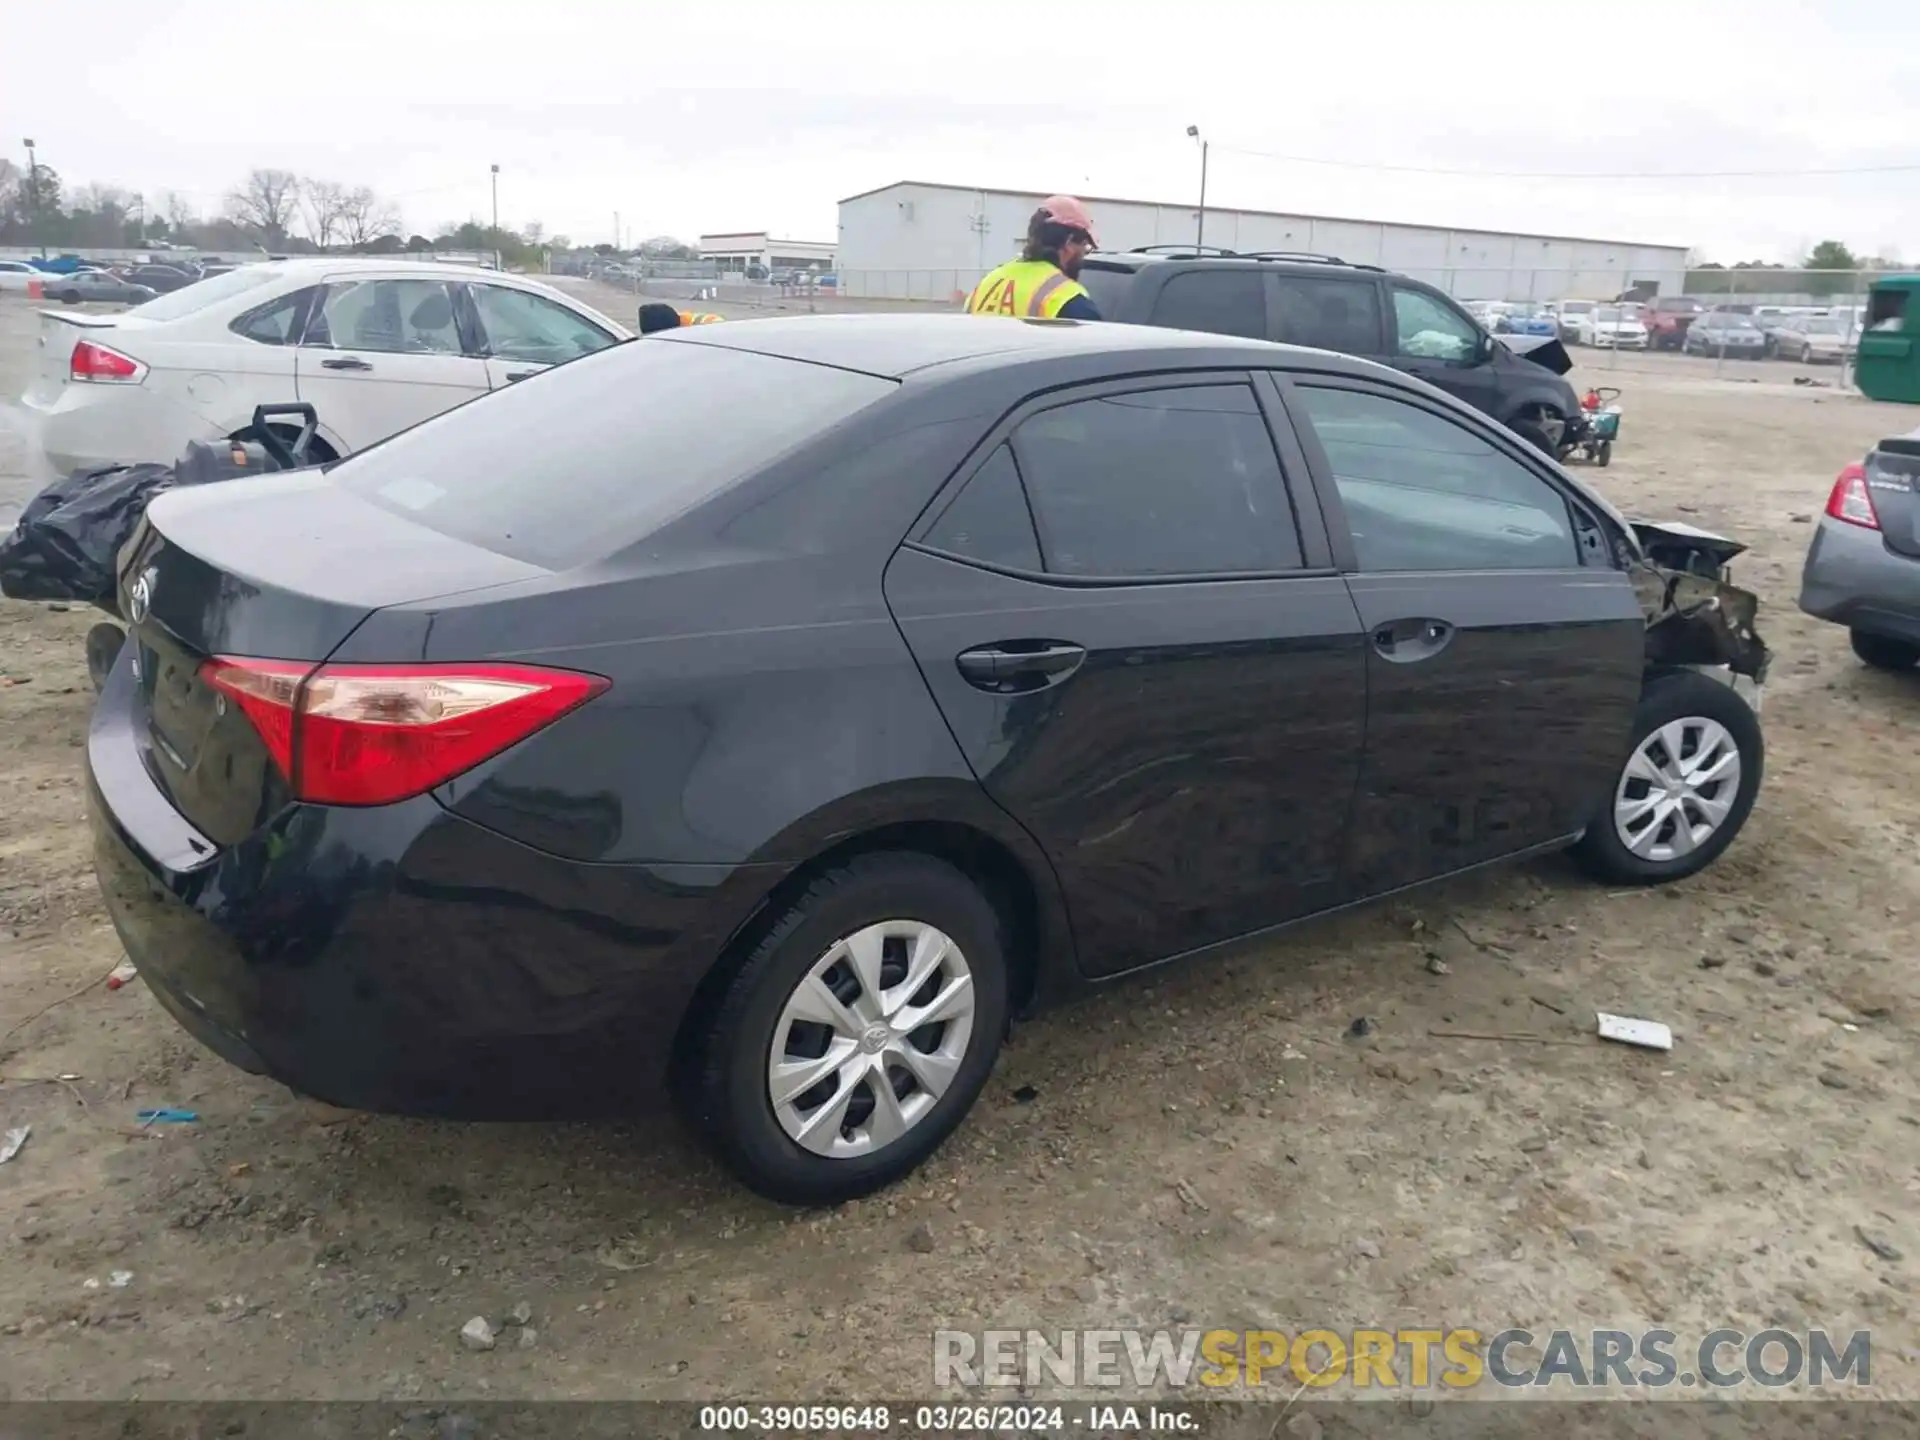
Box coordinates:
[1570,305,1650,350]
[21,258,632,474]
[0,259,45,293]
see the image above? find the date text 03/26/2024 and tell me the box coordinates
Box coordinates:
[698,1404,1198,1433]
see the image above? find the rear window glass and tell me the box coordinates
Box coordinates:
[1076,265,1136,317]
[125,264,283,319]
[329,339,896,569]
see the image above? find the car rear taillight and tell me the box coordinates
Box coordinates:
[70,339,145,383]
[1824,461,1880,530]
[200,658,608,806]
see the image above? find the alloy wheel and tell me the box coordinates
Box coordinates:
[767,920,976,1159]
[1613,717,1742,864]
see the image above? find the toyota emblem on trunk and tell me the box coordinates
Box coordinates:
[127,566,157,625]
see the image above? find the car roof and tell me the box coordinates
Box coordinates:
[659,311,1379,381]
[226,256,537,286]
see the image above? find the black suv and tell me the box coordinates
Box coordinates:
[1079,247,1584,455]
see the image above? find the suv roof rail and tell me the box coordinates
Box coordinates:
[1237,250,1383,271]
[1127,244,1241,257]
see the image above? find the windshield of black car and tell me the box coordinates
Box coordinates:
[330,338,898,568]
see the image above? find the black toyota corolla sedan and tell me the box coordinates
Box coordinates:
[88,313,1768,1204]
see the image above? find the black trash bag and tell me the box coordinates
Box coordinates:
[0,461,177,606]
[0,404,319,609]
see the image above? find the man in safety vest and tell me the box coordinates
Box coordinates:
[963,195,1103,321]
[638,302,725,334]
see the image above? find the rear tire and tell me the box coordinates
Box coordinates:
[680,852,1011,1206]
[1850,629,1920,672]
[1594,440,1612,467]
[1571,670,1763,886]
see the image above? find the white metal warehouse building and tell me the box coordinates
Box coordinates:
[835,181,1689,304]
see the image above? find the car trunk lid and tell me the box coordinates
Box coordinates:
[1868,434,1920,559]
[118,472,548,845]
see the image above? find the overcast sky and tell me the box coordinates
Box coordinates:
[4,0,1914,260]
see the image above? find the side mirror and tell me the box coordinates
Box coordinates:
[1476,331,1499,363]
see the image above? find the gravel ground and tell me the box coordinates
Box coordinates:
[0,290,1915,1405]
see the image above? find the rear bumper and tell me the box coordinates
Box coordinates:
[23,381,214,475]
[86,654,786,1119]
[1798,517,1920,644]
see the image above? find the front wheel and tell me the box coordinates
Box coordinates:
[1508,414,1561,457]
[1850,629,1920,672]
[1571,670,1763,886]
[1594,440,1612,467]
[680,853,1011,1205]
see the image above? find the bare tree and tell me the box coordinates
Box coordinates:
[224,168,301,241]
[70,182,134,217]
[300,179,352,249]
[522,220,546,246]
[337,185,401,248]
[160,190,198,231]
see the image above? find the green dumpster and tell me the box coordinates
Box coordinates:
[1854,274,1920,404]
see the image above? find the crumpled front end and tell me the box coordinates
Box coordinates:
[1628,520,1772,683]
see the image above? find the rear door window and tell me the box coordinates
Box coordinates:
[1011,383,1302,577]
[304,278,465,354]
[330,341,897,569]
[1148,271,1266,339]
[1271,277,1383,353]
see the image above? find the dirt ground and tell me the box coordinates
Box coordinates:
[0,291,1915,1404]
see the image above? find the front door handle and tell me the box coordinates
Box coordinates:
[504,369,540,382]
[320,356,372,371]
[955,641,1086,694]
[1371,618,1454,664]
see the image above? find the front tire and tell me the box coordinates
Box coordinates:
[1571,670,1763,885]
[1850,629,1920,672]
[1509,414,1560,457]
[681,853,1011,1205]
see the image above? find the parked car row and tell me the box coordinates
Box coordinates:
[1465,295,1867,362]
[0,255,238,304]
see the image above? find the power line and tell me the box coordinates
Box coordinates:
[1212,143,1920,181]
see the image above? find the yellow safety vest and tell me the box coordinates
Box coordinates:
[678,311,723,325]
[964,260,1089,319]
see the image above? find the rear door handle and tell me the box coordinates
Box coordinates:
[320,356,372,371]
[955,642,1087,693]
[1371,618,1454,663]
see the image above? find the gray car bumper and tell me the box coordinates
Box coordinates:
[1798,516,1920,643]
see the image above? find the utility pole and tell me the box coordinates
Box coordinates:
[1186,126,1209,249]
[613,211,621,252]
[23,137,45,259]
[489,164,501,270]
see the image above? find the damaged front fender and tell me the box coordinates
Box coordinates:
[1627,520,1771,683]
